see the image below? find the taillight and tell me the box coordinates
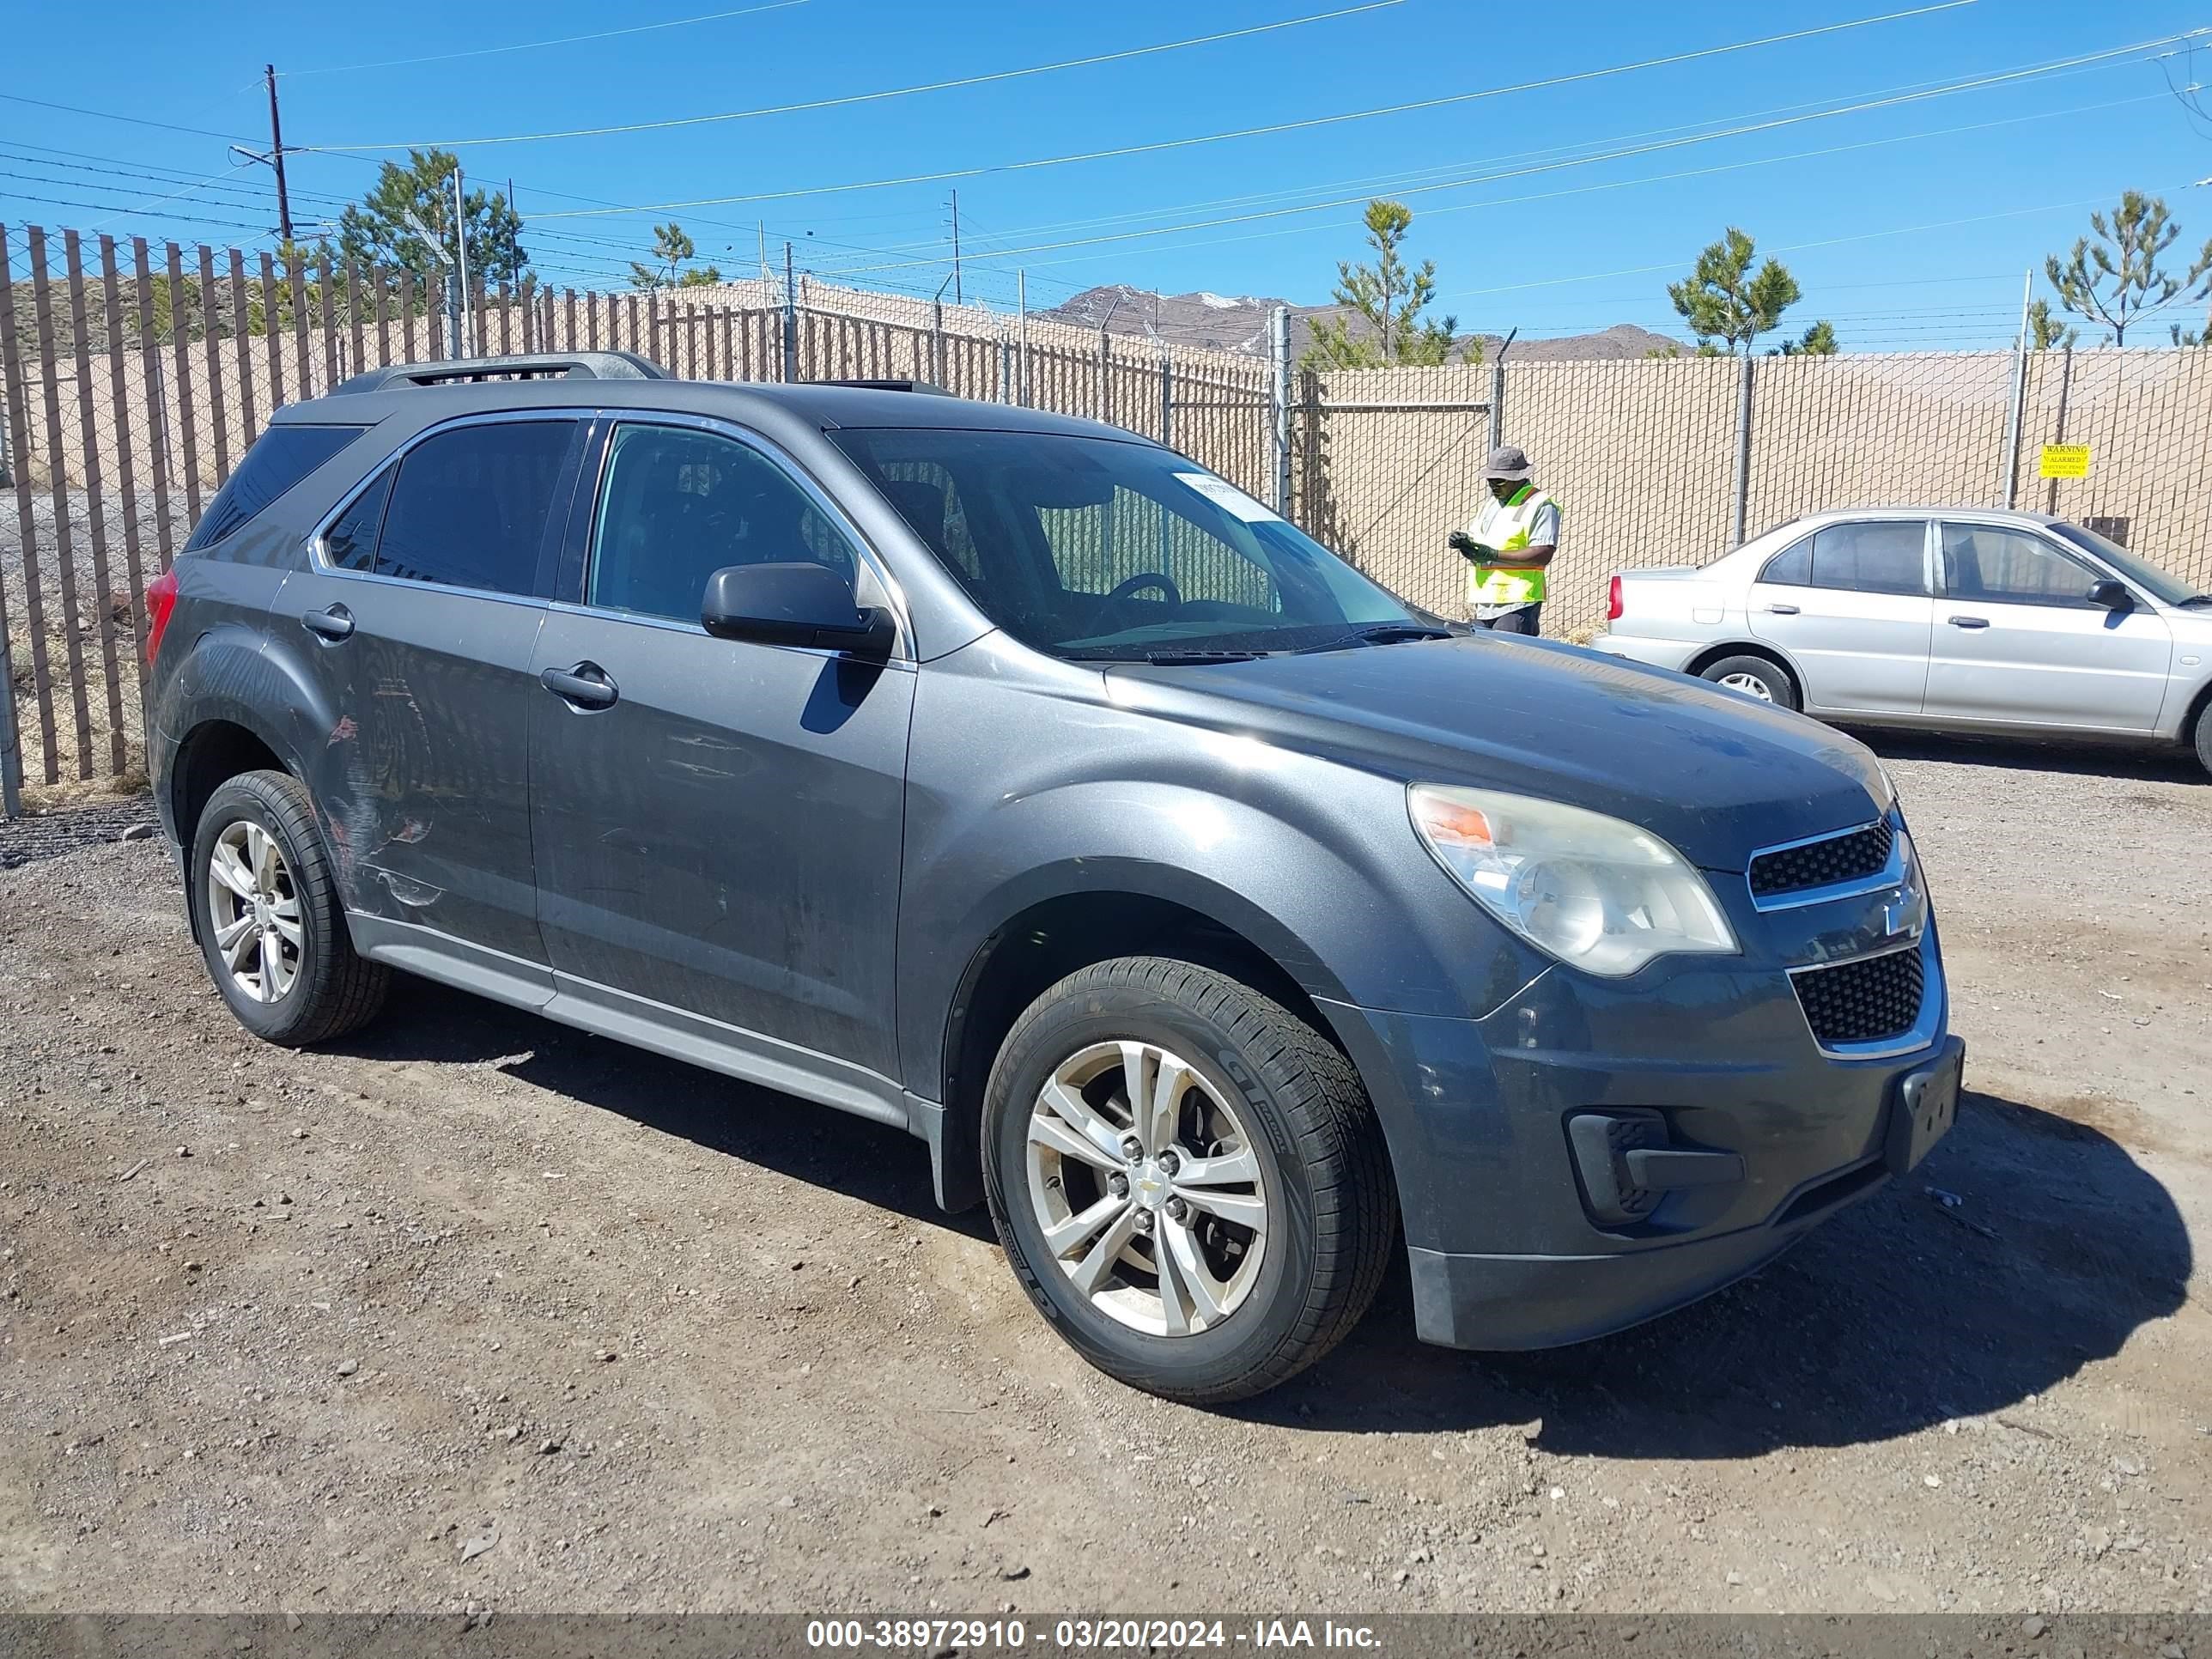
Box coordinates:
[143,568,179,665]
[1607,574,1624,622]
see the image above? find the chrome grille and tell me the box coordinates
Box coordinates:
[1793,947,1925,1046]
[1749,820,1894,902]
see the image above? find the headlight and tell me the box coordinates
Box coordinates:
[1407,784,1737,976]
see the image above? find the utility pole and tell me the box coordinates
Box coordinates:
[948,190,962,307]
[453,164,472,356]
[757,222,769,285]
[263,64,293,242]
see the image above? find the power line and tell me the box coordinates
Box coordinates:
[810,70,2182,280]
[314,1,1407,152]
[530,1,1977,218]
[282,0,810,77]
[0,92,251,144]
[803,40,2165,260]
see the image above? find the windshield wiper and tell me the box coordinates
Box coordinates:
[1136,649,1271,664]
[2179,593,2212,607]
[1292,622,1455,653]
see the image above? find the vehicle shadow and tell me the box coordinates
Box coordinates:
[333,975,996,1244]
[334,986,2191,1455]
[1257,1087,2194,1454]
[1846,726,2203,784]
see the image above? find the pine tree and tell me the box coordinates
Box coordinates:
[1668,228,1802,355]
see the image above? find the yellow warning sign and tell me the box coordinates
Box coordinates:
[2039,444,2091,479]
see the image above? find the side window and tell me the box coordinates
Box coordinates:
[372,421,576,595]
[323,471,392,573]
[1759,537,1813,586]
[1036,483,1277,612]
[187,424,368,550]
[1942,526,2098,607]
[588,423,860,624]
[1808,522,1928,597]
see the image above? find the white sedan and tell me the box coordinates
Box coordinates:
[1589,507,2212,775]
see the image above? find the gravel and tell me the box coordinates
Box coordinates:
[0,734,2206,1615]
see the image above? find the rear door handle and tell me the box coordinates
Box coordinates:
[540,662,618,709]
[1948,615,1990,629]
[301,604,355,642]
[1765,603,1800,615]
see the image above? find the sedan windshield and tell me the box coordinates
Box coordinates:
[830,427,1429,659]
[2050,522,2204,605]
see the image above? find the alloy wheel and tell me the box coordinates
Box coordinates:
[1024,1040,1268,1337]
[206,820,302,1004]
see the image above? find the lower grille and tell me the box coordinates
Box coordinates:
[1793,947,1924,1046]
[1750,819,1894,902]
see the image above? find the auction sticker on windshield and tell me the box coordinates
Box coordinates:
[1176,471,1282,523]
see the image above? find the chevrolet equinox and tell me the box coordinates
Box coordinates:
[144,352,1963,1403]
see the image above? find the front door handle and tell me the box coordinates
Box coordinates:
[1765,603,1800,616]
[302,604,355,642]
[541,662,618,709]
[1948,615,1990,629]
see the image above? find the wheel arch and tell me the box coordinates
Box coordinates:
[1683,640,1804,702]
[927,867,1359,1212]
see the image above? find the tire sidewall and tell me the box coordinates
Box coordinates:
[1704,655,1797,711]
[983,978,1320,1395]
[189,776,327,1043]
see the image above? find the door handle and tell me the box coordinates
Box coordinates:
[1765,603,1800,616]
[301,604,355,642]
[1948,615,1990,629]
[541,662,618,709]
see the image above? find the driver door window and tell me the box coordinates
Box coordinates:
[1941,526,2096,607]
[587,422,859,624]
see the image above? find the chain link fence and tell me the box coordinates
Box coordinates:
[7,214,2211,812]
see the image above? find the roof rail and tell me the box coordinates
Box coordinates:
[820,378,952,396]
[331,350,670,396]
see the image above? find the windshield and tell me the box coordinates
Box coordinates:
[2050,522,2203,605]
[829,428,1425,659]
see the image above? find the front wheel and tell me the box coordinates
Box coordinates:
[981,958,1395,1403]
[1700,653,1799,710]
[2194,699,2212,778]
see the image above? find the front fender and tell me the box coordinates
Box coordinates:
[895,641,1553,1101]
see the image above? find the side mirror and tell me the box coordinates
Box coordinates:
[701,562,897,657]
[2086,577,2132,611]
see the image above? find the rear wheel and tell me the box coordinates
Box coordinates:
[981,957,1395,1403]
[1700,653,1799,711]
[191,769,388,1047]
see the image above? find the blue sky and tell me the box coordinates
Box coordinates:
[6,0,2212,349]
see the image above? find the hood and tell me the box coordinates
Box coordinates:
[1103,635,1888,873]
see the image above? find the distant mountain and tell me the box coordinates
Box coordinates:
[1036,283,1680,362]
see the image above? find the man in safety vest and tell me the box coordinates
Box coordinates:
[1449,444,1559,635]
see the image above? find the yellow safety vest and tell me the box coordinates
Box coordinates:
[1466,484,1559,611]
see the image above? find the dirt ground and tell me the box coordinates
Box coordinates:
[0,731,2206,1618]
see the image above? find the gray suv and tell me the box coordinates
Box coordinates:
[145,352,1962,1403]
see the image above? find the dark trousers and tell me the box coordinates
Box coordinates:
[1474,606,1541,636]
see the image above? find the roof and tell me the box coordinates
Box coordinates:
[276,368,1136,442]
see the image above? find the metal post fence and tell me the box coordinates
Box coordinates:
[9,213,2212,805]
[1729,354,1756,548]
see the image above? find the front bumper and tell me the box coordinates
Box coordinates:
[1319,916,1956,1352]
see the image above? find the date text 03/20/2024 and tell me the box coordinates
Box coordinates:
[804,1619,1382,1650]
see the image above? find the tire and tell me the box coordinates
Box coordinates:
[189,769,389,1047]
[1699,653,1799,711]
[2195,699,2212,779]
[981,957,1396,1404]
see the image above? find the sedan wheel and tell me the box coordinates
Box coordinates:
[1717,671,1775,702]
[1024,1039,1267,1337]
[206,819,303,1003]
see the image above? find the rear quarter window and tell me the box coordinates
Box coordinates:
[184,424,368,550]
